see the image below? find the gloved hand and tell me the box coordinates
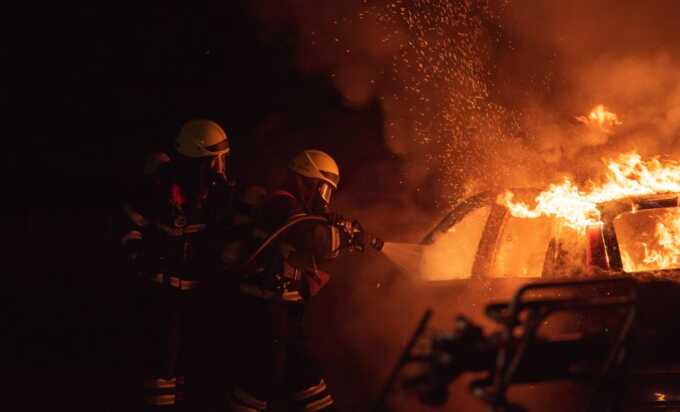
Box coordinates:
[337,218,383,252]
[334,218,366,252]
[325,211,376,252]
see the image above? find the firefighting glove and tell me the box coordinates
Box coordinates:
[326,212,373,252]
[335,218,366,252]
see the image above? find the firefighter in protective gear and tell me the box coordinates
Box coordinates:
[227,150,372,412]
[120,119,242,410]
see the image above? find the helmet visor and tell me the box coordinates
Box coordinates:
[205,138,230,154]
[318,182,334,205]
[320,171,339,187]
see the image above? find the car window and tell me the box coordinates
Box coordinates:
[420,205,491,280]
[614,207,680,272]
[488,215,553,278]
[551,225,587,277]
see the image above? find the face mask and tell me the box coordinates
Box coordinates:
[209,153,227,176]
[318,182,334,206]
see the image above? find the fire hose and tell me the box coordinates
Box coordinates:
[243,214,384,267]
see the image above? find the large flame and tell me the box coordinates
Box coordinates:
[498,105,680,272]
[643,209,680,268]
[499,151,680,232]
[575,104,622,133]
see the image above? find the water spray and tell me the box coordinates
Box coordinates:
[380,242,426,277]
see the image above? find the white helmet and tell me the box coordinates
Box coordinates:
[289,150,340,205]
[175,120,230,158]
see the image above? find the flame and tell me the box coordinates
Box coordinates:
[497,105,680,272]
[643,209,680,268]
[655,392,667,402]
[575,104,622,132]
[499,151,680,233]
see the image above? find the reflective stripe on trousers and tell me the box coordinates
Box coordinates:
[227,381,334,412]
[144,376,185,407]
[228,387,268,411]
[293,380,334,412]
[152,273,200,290]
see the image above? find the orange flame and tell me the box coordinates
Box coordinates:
[643,209,680,268]
[499,151,680,233]
[575,104,622,132]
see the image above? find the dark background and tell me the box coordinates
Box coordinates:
[7,3,426,411]
[11,3,403,198]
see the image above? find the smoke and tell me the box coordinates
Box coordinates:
[497,0,680,185]
[252,0,519,206]
[252,0,680,197]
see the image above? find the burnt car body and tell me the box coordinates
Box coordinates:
[413,190,680,411]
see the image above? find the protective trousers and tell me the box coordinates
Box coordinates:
[227,297,335,412]
[138,275,205,411]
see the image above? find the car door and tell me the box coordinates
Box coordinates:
[420,189,567,281]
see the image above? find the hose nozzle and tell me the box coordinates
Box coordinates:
[369,236,384,252]
[331,215,384,252]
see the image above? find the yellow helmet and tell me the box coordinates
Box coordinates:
[175,120,230,158]
[289,150,340,188]
[289,150,340,205]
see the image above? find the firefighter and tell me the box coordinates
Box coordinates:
[120,119,239,410]
[227,150,376,412]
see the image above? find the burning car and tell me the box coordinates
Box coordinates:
[382,192,680,411]
[396,152,680,410]
[420,190,680,281]
[418,152,680,282]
